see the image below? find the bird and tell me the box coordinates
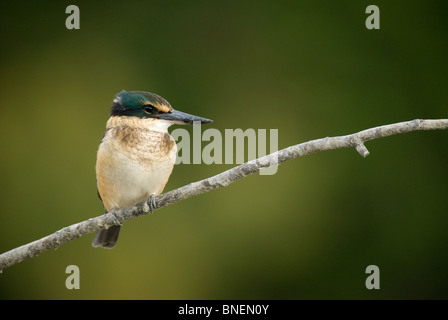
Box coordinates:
[92,90,212,248]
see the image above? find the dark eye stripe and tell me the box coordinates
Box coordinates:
[144,105,156,114]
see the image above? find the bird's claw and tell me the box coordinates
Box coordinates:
[148,194,156,214]
[110,210,123,226]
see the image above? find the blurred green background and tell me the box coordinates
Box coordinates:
[0,0,447,299]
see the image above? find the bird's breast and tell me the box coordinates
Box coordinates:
[96,125,177,211]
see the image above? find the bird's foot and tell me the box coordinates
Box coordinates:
[110,210,123,226]
[148,194,157,214]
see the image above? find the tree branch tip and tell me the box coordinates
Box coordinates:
[355,143,370,157]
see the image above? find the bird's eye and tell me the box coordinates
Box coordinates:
[143,105,156,114]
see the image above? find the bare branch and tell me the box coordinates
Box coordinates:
[1,119,447,272]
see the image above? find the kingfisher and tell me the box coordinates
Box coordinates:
[92,90,212,249]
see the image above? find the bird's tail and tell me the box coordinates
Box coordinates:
[92,225,121,249]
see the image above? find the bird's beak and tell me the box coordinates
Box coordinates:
[157,109,213,125]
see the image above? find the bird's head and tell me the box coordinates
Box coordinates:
[110,90,212,125]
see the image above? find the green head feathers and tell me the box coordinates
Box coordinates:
[111,90,173,118]
[110,90,213,124]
